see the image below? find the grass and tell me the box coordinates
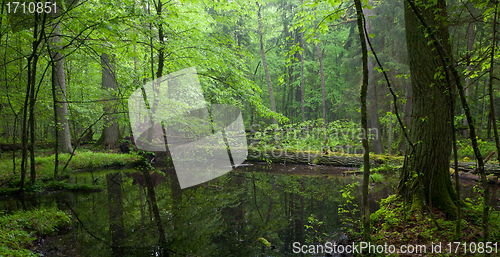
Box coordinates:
[0,150,141,195]
[0,150,140,180]
[0,207,71,257]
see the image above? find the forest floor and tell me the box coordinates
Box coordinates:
[368,195,500,256]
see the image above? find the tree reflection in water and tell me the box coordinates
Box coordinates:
[1,164,402,256]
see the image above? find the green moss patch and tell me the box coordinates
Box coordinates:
[0,208,71,256]
[370,195,500,256]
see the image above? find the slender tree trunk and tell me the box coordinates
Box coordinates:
[20,69,30,193]
[300,31,305,122]
[365,5,382,154]
[463,18,474,137]
[51,74,59,179]
[314,19,327,136]
[388,104,393,155]
[354,0,371,241]
[313,16,327,143]
[20,12,46,192]
[29,54,37,185]
[256,2,277,124]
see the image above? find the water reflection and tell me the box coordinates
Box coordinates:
[0,163,493,256]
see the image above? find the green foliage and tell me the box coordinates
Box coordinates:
[371,195,500,250]
[0,208,71,256]
[253,119,363,153]
[304,214,327,244]
[457,138,496,161]
[338,182,360,237]
[0,150,140,181]
[370,172,384,183]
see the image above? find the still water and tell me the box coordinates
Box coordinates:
[0,163,491,256]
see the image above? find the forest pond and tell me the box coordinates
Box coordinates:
[0,164,494,257]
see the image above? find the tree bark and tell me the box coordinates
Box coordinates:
[107,173,125,256]
[142,170,168,255]
[354,0,371,241]
[398,0,458,217]
[365,5,383,154]
[98,53,120,149]
[256,2,277,124]
[463,18,474,137]
[300,31,305,122]
[52,22,73,154]
[314,18,327,140]
[398,79,412,154]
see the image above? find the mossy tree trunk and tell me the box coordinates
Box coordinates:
[354,0,371,241]
[398,0,458,217]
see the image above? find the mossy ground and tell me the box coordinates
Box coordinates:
[0,149,141,196]
[0,207,71,256]
[367,195,500,256]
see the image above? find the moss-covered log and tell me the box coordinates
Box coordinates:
[245,148,400,167]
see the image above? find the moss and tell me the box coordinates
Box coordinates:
[0,208,71,256]
[257,237,271,248]
[371,195,500,256]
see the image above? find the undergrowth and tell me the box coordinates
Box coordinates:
[369,195,500,256]
[0,207,71,257]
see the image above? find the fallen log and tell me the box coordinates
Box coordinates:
[0,143,21,151]
[245,148,400,167]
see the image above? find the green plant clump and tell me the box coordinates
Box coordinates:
[0,208,71,256]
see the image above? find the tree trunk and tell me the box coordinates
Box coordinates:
[256,2,277,124]
[52,22,73,154]
[29,54,37,185]
[365,5,383,154]
[463,18,474,137]
[354,0,371,241]
[98,53,120,149]
[300,31,305,123]
[388,104,393,155]
[142,170,168,255]
[20,12,46,192]
[314,19,327,139]
[107,173,125,256]
[398,0,458,217]
[398,79,412,154]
